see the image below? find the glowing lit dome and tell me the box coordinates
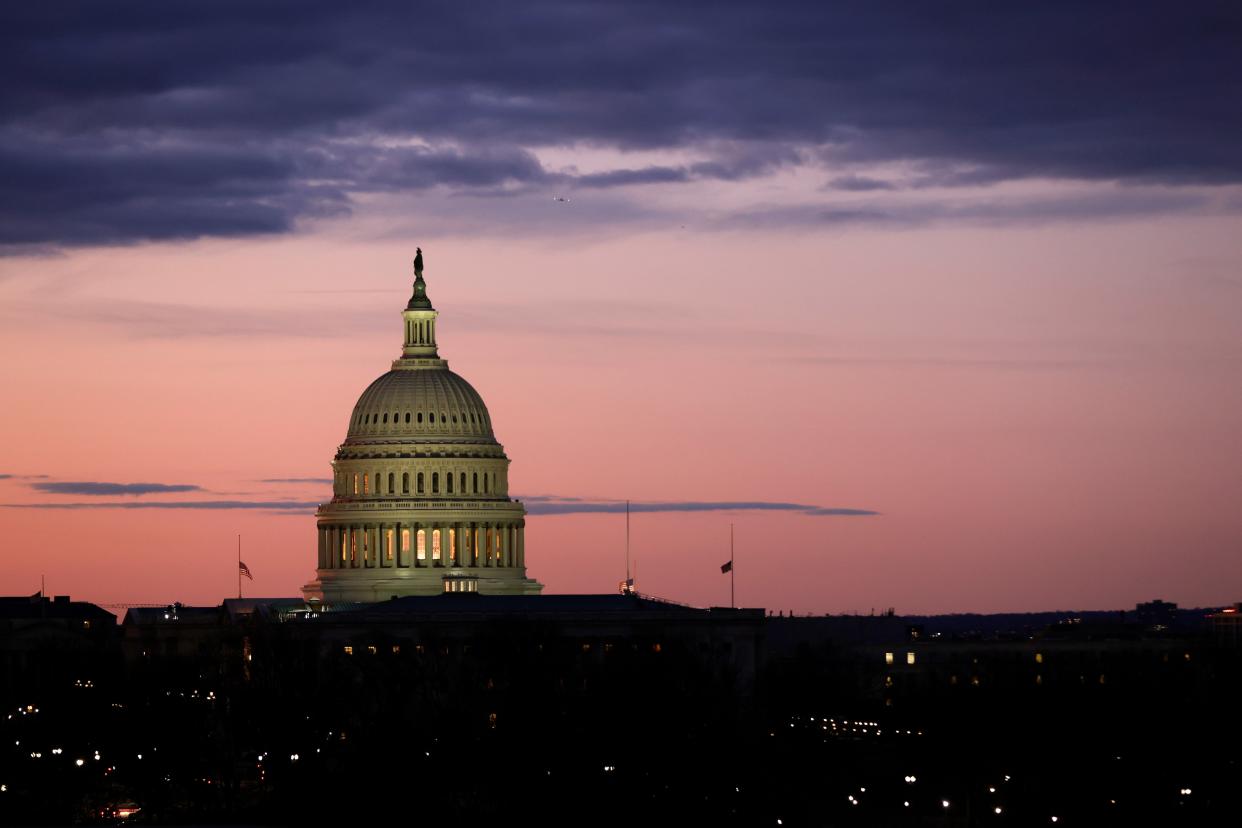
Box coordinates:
[302,255,542,602]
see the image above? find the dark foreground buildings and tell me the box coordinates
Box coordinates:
[1,592,1240,826]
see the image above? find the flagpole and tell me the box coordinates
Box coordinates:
[625,499,631,589]
[237,534,242,600]
[730,523,735,609]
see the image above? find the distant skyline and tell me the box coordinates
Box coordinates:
[2,2,1240,612]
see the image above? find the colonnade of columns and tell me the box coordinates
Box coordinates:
[316,520,525,571]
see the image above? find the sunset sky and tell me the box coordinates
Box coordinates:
[2,1,1240,613]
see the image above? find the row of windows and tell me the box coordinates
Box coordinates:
[406,319,435,345]
[356,410,485,428]
[324,525,517,568]
[342,470,499,496]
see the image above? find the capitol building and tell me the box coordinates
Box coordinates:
[303,254,542,602]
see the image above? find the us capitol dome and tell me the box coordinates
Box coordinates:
[303,252,542,602]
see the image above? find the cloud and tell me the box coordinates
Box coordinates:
[1,500,317,512]
[520,496,877,517]
[258,478,333,485]
[826,175,897,192]
[30,481,203,496]
[2,0,1238,249]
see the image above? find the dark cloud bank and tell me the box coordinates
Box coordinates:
[2,1,1239,250]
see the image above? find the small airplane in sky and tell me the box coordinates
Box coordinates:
[552,196,571,203]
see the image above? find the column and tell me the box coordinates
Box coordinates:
[517,523,525,569]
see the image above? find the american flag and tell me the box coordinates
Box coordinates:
[239,560,254,580]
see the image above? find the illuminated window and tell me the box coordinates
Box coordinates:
[417,529,426,561]
[341,533,347,563]
[1035,674,1042,685]
[432,472,439,494]
[651,643,662,653]
[448,528,457,564]
[386,529,394,561]
[885,652,894,665]
[417,473,424,494]
[402,473,409,494]
[350,530,358,563]
[82,620,91,630]
[432,529,441,561]
[1035,652,1043,664]
[362,530,369,562]
[485,528,493,562]
[388,473,395,494]
[362,474,369,494]
[367,645,377,655]
[401,529,410,553]
[343,646,353,655]
[884,675,893,687]
[392,645,400,654]
[906,652,915,665]
[353,474,359,495]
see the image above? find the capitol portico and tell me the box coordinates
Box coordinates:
[303,253,542,602]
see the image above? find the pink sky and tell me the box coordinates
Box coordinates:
[2,208,1241,614]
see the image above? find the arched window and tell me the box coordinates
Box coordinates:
[432,472,439,494]
[374,473,381,494]
[363,474,369,494]
[383,413,388,424]
[473,472,478,493]
[417,529,426,561]
[417,412,423,424]
[388,472,395,493]
[405,412,410,423]
[392,412,398,423]
[430,412,436,424]
[402,472,409,494]
[460,472,466,493]
[353,474,359,495]
[364,414,369,425]
[417,472,425,494]
[441,411,446,424]
[432,529,441,561]
[483,473,489,494]
[447,473,453,494]
[452,414,458,424]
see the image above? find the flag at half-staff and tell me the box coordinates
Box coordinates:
[720,560,733,573]
[239,560,254,580]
